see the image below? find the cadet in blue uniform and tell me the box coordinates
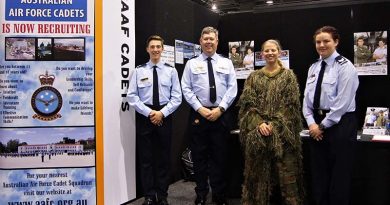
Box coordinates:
[127,35,182,205]
[302,26,359,205]
[181,26,237,205]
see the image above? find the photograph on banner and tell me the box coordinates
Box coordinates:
[353,31,387,75]
[0,36,95,127]
[53,38,85,61]
[175,40,184,64]
[5,37,36,60]
[0,127,95,169]
[362,107,389,135]
[194,44,201,56]
[228,41,254,79]
[183,41,195,59]
[37,38,53,61]
[161,45,175,67]
[255,50,290,69]
[0,168,96,205]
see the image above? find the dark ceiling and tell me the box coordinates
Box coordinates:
[189,0,390,15]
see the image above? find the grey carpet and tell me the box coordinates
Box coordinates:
[127,180,241,205]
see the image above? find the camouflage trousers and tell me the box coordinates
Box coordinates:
[241,149,304,205]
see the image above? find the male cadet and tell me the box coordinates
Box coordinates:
[181,26,238,205]
[127,35,182,205]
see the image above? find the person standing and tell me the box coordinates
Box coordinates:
[229,45,243,68]
[181,26,238,205]
[238,39,304,205]
[373,38,387,64]
[302,26,359,205]
[354,36,371,65]
[127,35,182,205]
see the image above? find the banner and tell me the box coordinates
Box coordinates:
[103,0,136,204]
[1,0,97,204]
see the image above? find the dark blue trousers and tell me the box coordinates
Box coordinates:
[310,112,357,205]
[136,108,172,200]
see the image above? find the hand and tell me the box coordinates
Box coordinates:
[206,107,222,122]
[258,122,272,136]
[309,123,323,141]
[197,107,212,119]
[149,110,163,126]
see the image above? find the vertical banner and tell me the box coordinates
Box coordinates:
[103,0,136,204]
[0,0,97,204]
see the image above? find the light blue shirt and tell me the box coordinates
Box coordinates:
[303,51,359,128]
[127,60,182,117]
[181,53,238,111]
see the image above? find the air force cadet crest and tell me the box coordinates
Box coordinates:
[31,71,63,121]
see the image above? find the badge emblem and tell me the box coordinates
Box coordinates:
[31,71,63,121]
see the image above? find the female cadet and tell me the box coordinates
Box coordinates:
[238,39,304,205]
[302,26,359,205]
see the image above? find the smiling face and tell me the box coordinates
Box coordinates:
[262,41,280,65]
[146,39,163,63]
[315,32,338,59]
[200,32,218,56]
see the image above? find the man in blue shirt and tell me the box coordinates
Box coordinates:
[127,35,182,205]
[181,26,237,205]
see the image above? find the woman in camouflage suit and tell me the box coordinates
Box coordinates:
[238,39,304,205]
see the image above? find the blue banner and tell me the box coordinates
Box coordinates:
[5,0,87,22]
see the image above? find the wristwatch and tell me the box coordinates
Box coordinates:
[318,123,326,131]
[218,106,225,113]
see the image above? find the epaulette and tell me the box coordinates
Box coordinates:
[219,54,228,58]
[189,55,199,60]
[136,63,146,69]
[335,55,348,65]
[164,63,174,68]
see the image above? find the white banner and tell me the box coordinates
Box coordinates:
[103,0,136,204]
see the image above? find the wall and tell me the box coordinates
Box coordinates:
[218,2,390,128]
[133,0,390,200]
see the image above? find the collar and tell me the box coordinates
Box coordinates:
[147,60,164,69]
[201,53,218,61]
[319,50,339,66]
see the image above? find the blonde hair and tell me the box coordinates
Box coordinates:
[201,26,219,39]
[261,39,284,67]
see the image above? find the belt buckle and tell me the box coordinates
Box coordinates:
[318,110,323,115]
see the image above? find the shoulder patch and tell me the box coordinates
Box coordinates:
[136,63,146,69]
[335,55,348,65]
[164,63,174,68]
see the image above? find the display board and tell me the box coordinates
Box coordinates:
[0,0,97,204]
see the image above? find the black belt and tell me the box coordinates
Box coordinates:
[145,104,167,110]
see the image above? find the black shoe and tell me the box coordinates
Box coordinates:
[212,196,228,205]
[194,195,206,205]
[158,198,169,205]
[142,197,155,205]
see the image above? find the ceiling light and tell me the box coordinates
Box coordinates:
[212,4,217,10]
[266,0,274,5]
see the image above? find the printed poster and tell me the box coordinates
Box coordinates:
[161,44,174,67]
[174,40,184,64]
[0,0,96,204]
[362,107,389,136]
[353,31,387,75]
[228,41,254,79]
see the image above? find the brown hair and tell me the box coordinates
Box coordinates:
[313,26,340,43]
[200,26,219,39]
[146,35,164,47]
